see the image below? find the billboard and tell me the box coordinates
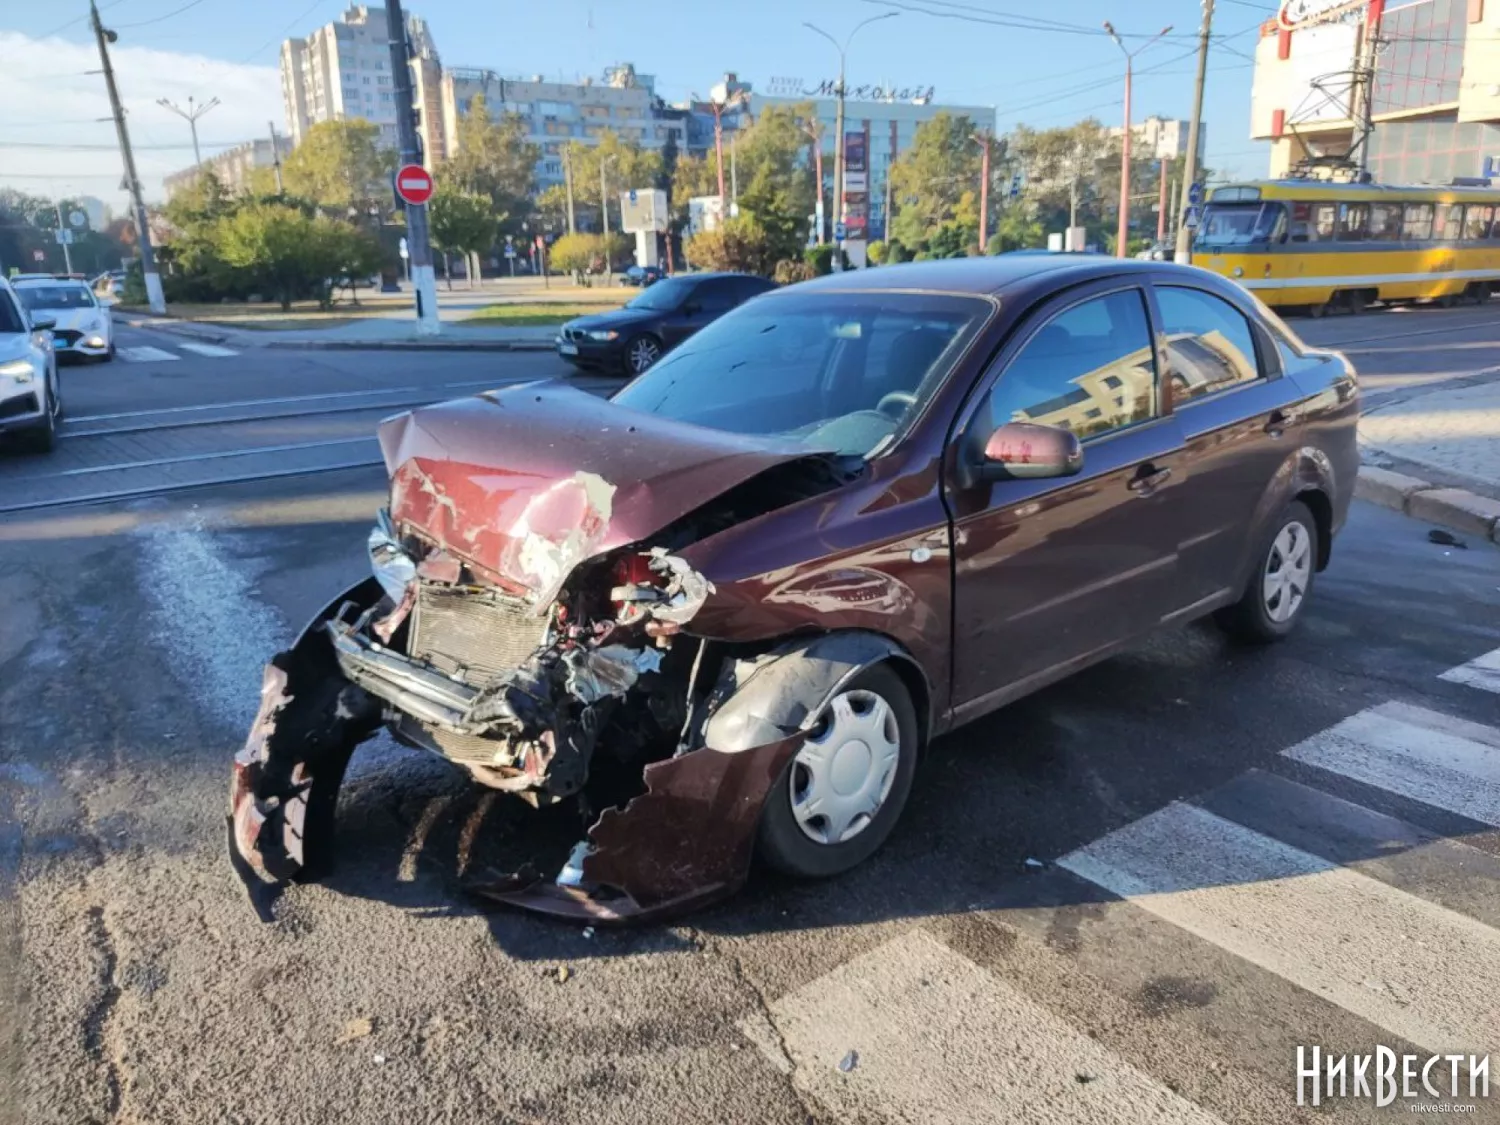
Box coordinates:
[844,131,867,172]
[619,188,668,233]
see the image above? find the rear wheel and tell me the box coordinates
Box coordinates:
[1215,500,1318,645]
[757,664,919,879]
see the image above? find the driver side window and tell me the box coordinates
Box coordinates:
[983,289,1159,441]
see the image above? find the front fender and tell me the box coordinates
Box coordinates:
[702,629,932,752]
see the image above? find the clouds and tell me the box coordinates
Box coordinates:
[0,29,281,206]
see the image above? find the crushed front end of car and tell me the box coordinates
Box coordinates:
[229,381,857,921]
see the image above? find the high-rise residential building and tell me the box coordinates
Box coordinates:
[163,137,295,199]
[439,63,686,189]
[1106,116,1206,162]
[280,4,440,150]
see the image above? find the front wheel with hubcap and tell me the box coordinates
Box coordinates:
[1215,499,1318,644]
[757,663,919,879]
[623,333,661,375]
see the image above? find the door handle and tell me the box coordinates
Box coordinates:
[1264,409,1289,438]
[1127,464,1172,494]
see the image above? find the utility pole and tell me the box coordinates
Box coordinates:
[268,121,284,193]
[385,0,438,336]
[1351,0,1385,177]
[1157,161,1169,242]
[54,203,75,275]
[157,95,219,167]
[730,132,738,213]
[1174,0,1214,263]
[600,154,616,282]
[1104,22,1172,258]
[562,145,577,235]
[91,0,164,313]
[801,117,826,243]
[806,13,898,261]
[974,131,991,252]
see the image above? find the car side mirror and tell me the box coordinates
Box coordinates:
[31,315,56,333]
[975,421,1083,483]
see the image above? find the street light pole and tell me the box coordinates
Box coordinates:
[805,13,897,261]
[91,0,164,314]
[601,154,617,281]
[1104,22,1172,259]
[157,95,219,167]
[973,131,991,252]
[54,203,75,274]
[800,117,825,243]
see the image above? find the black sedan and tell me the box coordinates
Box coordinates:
[556,271,775,375]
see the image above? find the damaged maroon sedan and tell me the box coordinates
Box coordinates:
[230,257,1359,922]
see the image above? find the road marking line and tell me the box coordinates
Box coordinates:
[1057,801,1500,1056]
[117,346,180,363]
[742,928,1228,1125]
[1280,702,1500,826]
[176,342,239,358]
[1440,646,1500,695]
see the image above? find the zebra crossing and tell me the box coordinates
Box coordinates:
[116,341,240,363]
[747,646,1500,1122]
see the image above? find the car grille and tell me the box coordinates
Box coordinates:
[0,394,39,420]
[408,583,547,685]
[52,330,82,347]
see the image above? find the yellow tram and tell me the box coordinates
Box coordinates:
[1192,180,1500,315]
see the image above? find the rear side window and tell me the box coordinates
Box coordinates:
[1465,205,1494,239]
[1403,203,1434,240]
[1156,287,1263,405]
[1370,203,1403,241]
[986,289,1158,440]
[694,279,741,312]
[1337,203,1369,241]
[1433,204,1464,240]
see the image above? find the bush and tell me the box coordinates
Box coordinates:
[684,216,775,275]
[548,231,634,279]
[121,260,146,305]
[866,240,887,265]
[884,239,910,264]
[773,258,817,284]
[804,244,835,276]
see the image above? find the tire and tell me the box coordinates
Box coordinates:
[623,333,662,376]
[21,378,57,453]
[1214,500,1318,645]
[757,663,919,879]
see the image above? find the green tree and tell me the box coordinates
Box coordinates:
[447,96,540,232]
[429,186,501,289]
[564,130,664,232]
[889,112,982,252]
[281,119,393,217]
[214,203,359,310]
[684,215,775,275]
[730,104,815,264]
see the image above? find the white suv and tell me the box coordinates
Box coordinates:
[13,276,114,362]
[0,277,62,452]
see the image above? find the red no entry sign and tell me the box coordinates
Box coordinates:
[394,164,434,206]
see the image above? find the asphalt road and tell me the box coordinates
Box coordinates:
[1,309,1499,1124]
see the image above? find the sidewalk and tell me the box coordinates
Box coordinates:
[1358,375,1500,544]
[122,312,560,352]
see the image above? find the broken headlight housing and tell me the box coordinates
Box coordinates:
[368,508,417,600]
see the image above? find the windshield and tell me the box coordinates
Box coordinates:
[625,275,696,311]
[16,284,95,311]
[0,292,25,334]
[1194,202,1284,248]
[612,291,992,457]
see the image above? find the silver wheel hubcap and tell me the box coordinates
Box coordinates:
[789,689,901,846]
[1263,521,1312,623]
[629,338,659,371]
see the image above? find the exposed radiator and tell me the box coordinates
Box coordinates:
[408,583,548,685]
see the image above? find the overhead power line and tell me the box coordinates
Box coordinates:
[113,0,213,28]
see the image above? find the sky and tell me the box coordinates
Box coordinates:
[0,0,1282,212]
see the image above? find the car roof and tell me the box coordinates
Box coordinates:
[13,276,87,288]
[787,255,1187,298]
[680,270,770,282]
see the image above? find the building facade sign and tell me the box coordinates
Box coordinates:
[1276,0,1368,31]
[766,76,936,102]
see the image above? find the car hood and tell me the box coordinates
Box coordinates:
[379,380,827,604]
[563,306,665,332]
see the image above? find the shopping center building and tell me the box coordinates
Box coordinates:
[1251,0,1500,183]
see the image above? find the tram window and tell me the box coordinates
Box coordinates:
[1337,203,1369,241]
[1370,203,1403,241]
[1470,205,1499,239]
[1433,204,1464,240]
[1289,202,1337,242]
[1403,203,1435,240]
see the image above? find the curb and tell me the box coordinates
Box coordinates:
[261,339,556,353]
[1356,465,1500,544]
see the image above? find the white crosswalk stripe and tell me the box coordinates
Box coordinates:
[1281,701,1500,826]
[1058,801,1500,1057]
[176,342,239,358]
[1441,646,1500,695]
[117,345,180,363]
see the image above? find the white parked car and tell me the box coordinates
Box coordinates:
[0,276,62,452]
[12,277,113,362]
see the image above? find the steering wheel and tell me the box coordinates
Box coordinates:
[876,391,917,420]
